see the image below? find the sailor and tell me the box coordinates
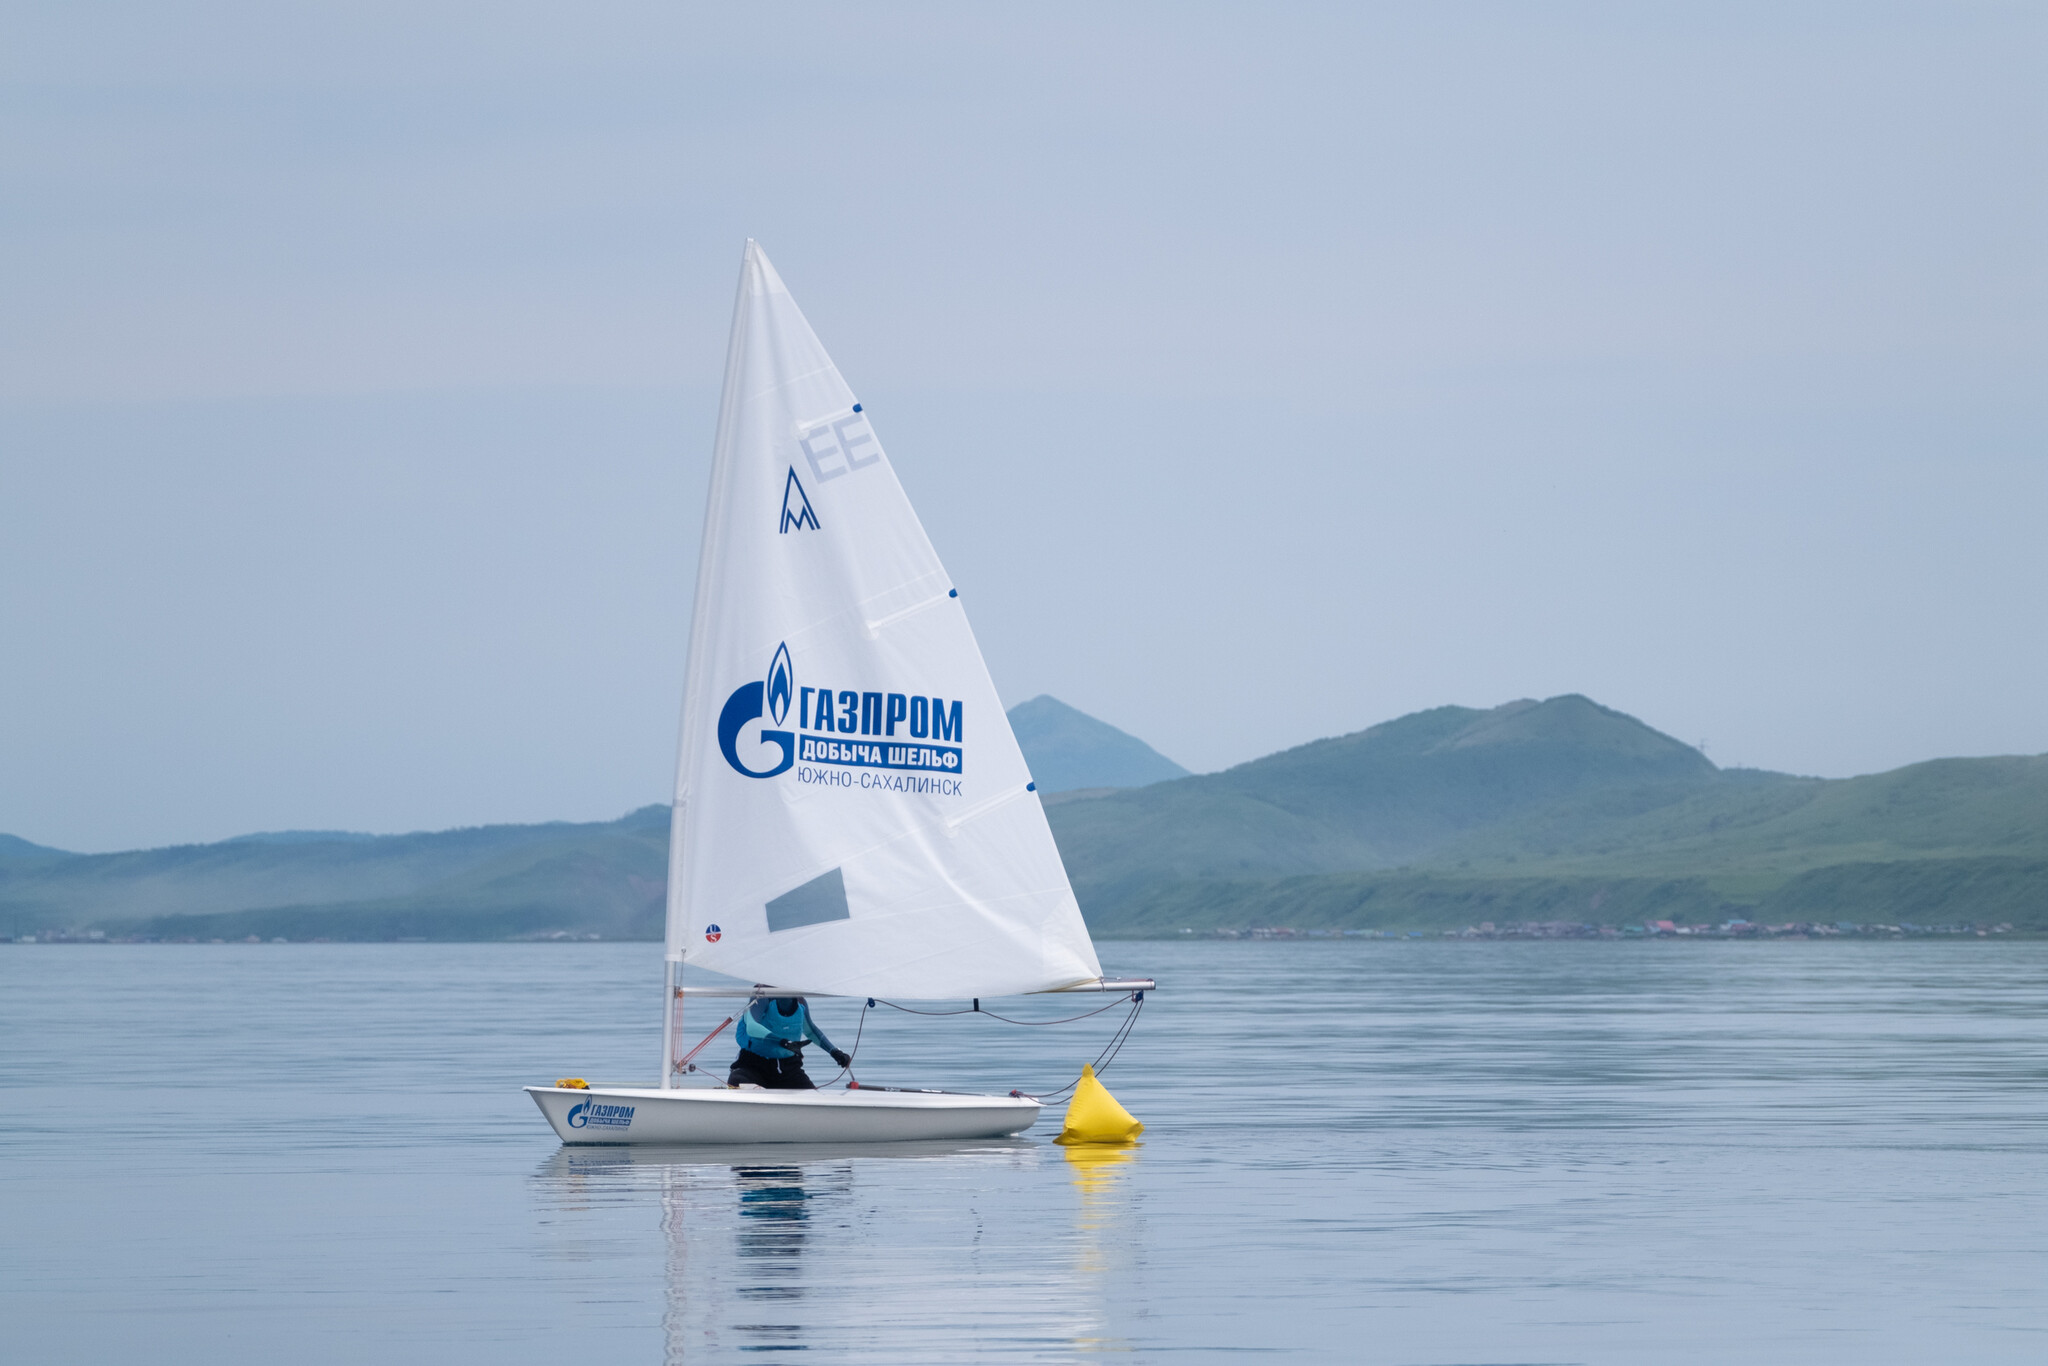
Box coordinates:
[728,995,853,1090]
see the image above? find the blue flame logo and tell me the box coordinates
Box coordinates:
[766,643,793,726]
[717,642,796,780]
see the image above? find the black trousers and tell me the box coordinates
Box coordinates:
[728,1049,816,1090]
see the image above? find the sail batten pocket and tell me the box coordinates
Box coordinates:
[864,592,953,637]
[944,784,1032,833]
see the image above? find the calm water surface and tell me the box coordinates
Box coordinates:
[3,941,2046,1363]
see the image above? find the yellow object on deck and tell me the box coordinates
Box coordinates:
[554,1078,589,1090]
[1054,1064,1144,1145]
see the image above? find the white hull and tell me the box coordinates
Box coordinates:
[526,1084,1042,1145]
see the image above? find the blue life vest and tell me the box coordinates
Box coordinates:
[735,998,836,1060]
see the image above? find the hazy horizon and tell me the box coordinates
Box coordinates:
[2,685,2029,857]
[5,3,2043,851]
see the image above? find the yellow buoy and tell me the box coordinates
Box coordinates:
[554,1078,589,1090]
[1054,1064,1143,1145]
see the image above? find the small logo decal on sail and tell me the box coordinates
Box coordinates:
[704,924,722,943]
[779,468,820,533]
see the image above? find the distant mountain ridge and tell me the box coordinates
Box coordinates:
[0,807,669,941]
[0,833,75,864]
[1006,695,1190,792]
[1043,695,2048,931]
[1042,695,1720,907]
[4,695,2043,940]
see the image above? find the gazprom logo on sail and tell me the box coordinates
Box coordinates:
[718,644,964,780]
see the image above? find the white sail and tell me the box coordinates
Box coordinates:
[663,242,1103,1000]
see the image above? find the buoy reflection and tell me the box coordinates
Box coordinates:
[1063,1141,1138,1198]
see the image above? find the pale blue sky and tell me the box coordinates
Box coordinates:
[3,3,2043,850]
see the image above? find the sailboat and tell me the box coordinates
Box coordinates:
[528,242,1152,1145]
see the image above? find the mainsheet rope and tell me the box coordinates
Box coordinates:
[815,996,873,1089]
[1026,993,1144,1101]
[873,994,1137,1026]
[818,991,1145,1097]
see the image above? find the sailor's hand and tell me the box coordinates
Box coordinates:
[830,1049,852,1068]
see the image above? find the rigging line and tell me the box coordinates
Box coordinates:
[860,992,1147,1099]
[872,993,1136,1026]
[677,1015,735,1072]
[976,996,1135,1026]
[1091,997,1143,1073]
[1023,995,1145,1101]
[1083,1000,1141,1077]
[818,997,873,1089]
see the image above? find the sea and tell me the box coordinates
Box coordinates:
[4,939,2045,1364]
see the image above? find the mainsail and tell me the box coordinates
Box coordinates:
[664,242,1103,1000]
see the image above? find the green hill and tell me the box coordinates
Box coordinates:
[1006,695,1190,792]
[1043,696,1725,906]
[4,696,2043,940]
[1043,699,2048,931]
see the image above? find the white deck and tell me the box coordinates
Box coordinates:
[526,1084,1042,1145]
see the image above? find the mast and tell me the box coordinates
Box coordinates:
[657,244,758,1086]
[659,957,679,1088]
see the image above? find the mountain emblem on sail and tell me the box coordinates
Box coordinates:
[717,643,796,779]
[779,468,820,534]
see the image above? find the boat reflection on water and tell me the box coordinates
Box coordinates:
[532,1137,1142,1361]
[732,1164,812,1262]
[699,1162,846,1358]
